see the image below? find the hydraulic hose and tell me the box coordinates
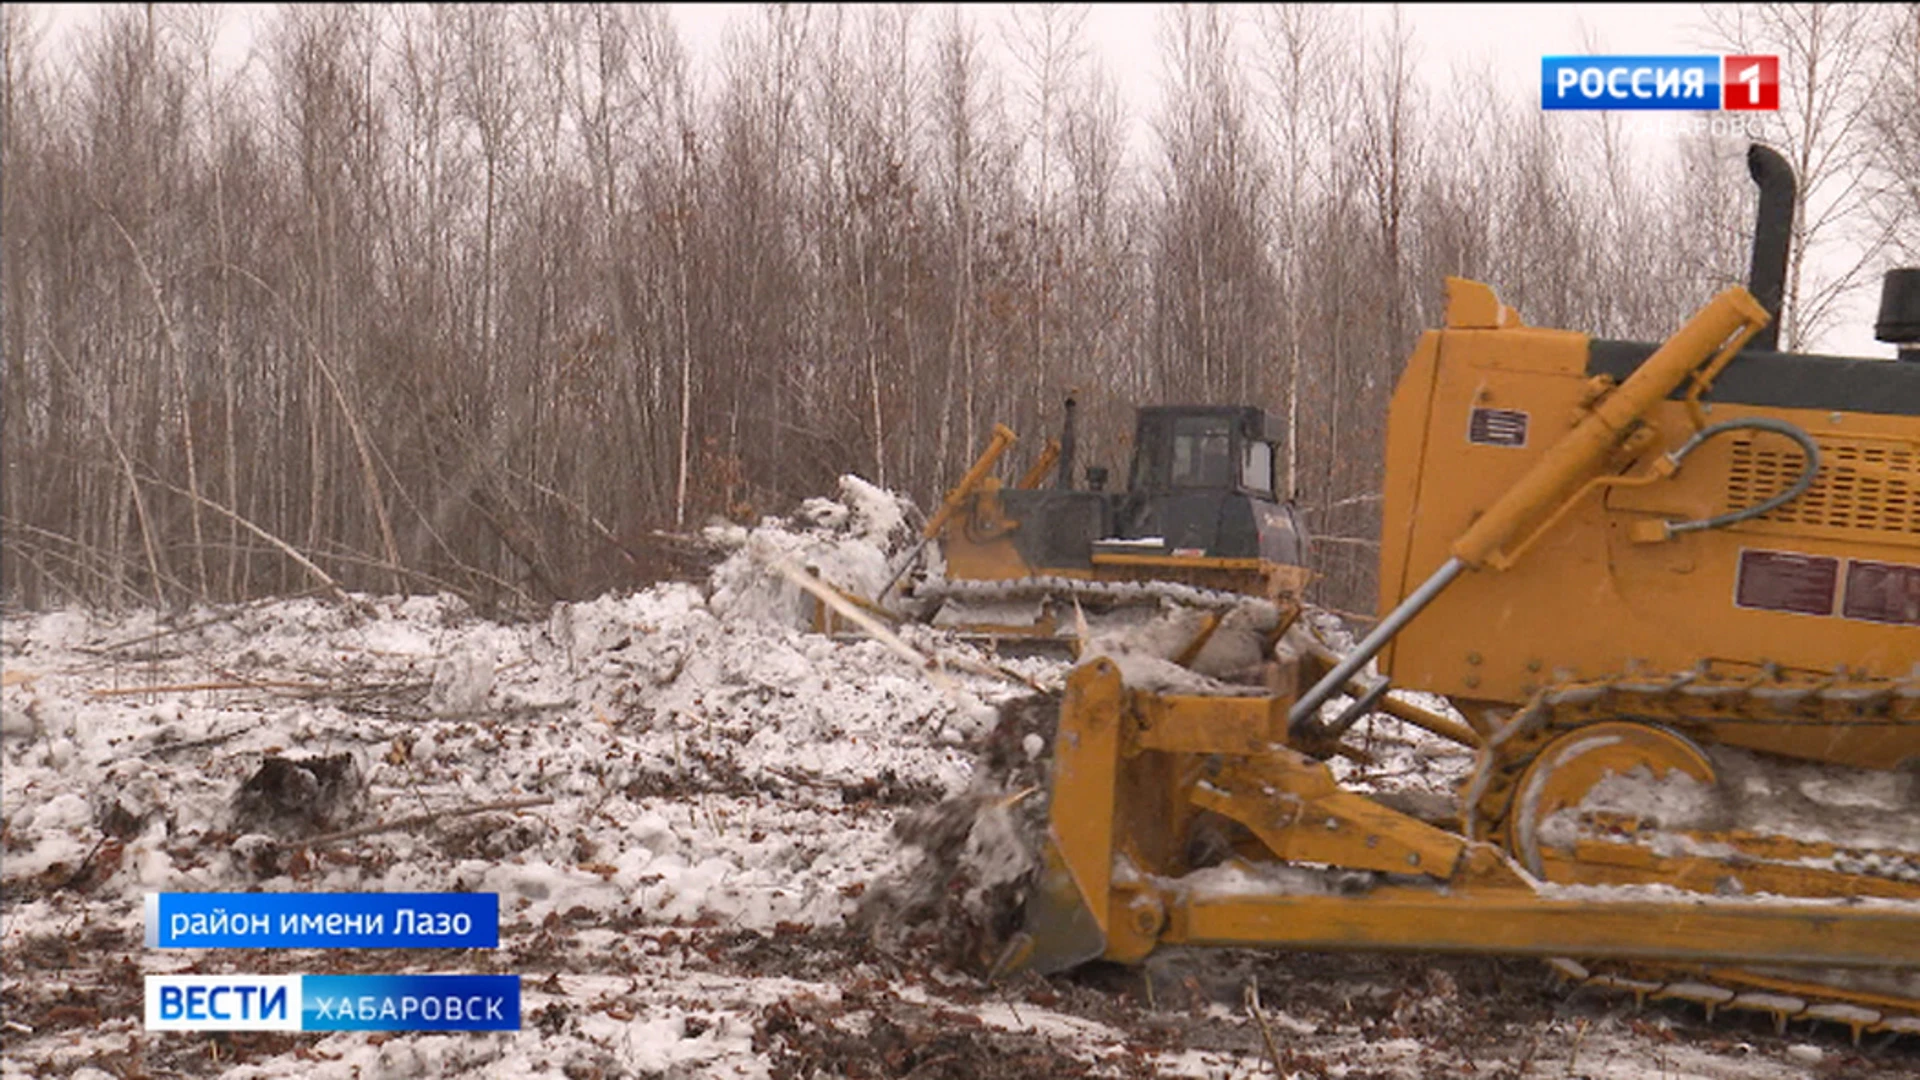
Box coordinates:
[1661,417,1821,536]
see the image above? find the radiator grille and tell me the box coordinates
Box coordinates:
[1726,436,1919,538]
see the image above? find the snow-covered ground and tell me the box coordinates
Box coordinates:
[2,478,1909,1079]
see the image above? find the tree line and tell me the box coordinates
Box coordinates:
[4,3,1914,616]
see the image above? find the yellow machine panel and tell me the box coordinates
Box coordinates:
[1378,288,1918,722]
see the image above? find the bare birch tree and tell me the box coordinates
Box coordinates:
[1866,3,1920,263]
[1704,2,1896,349]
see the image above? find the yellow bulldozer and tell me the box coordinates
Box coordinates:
[910,144,1920,1039]
[882,399,1314,645]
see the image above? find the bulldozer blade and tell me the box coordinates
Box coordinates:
[1002,835,1108,977]
[991,659,1129,978]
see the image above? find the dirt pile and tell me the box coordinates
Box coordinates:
[854,692,1059,973]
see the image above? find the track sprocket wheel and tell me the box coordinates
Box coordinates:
[1505,721,1716,880]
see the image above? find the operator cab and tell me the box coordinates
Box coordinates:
[1129,406,1279,498]
[1111,405,1307,565]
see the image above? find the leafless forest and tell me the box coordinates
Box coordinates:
[3,4,1915,616]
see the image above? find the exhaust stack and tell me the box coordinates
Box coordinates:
[1877,268,1920,363]
[1745,143,1795,352]
[1056,395,1078,490]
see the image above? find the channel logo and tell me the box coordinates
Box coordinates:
[145,974,520,1032]
[1541,55,1779,111]
[146,976,301,1031]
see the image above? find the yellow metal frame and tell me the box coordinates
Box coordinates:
[1016,439,1062,489]
[1022,660,1920,987]
[1173,890,1920,968]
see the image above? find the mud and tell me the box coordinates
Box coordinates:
[754,992,1139,1080]
[230,753,367,837]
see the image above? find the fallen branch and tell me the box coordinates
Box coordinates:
[132,468,361,612]
[146,728,245,757]
[767,553,956,693]
[92,680,322,698]
[1,517,154,609]
[219,261,403,594]
[1310,604,1379,626]
[55,834,114,892]
[89,586,333,653]
[763,764,837,791]
[293,678,435,719]
[648,528,722,551]
[1246,978,1287,1076]
[303,795,555,848]
[306,540,535,616]
[927,646,1048,692]
[504,465,642,570]
[41,335,169,610]
[422,701,574,722]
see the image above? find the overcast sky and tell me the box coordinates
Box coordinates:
[662,4,1713,104]
[36,3,1713,104]
[30,3,1891,356]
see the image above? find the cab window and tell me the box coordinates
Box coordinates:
[1170,417,1232,488]
[1241,440,1274,498]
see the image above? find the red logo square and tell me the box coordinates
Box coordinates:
[1723,55,1779,111]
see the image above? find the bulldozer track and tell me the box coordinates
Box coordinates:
[1546,958,1920,1043]
[1459,667,1920,1038]
[915,574,1261,614]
